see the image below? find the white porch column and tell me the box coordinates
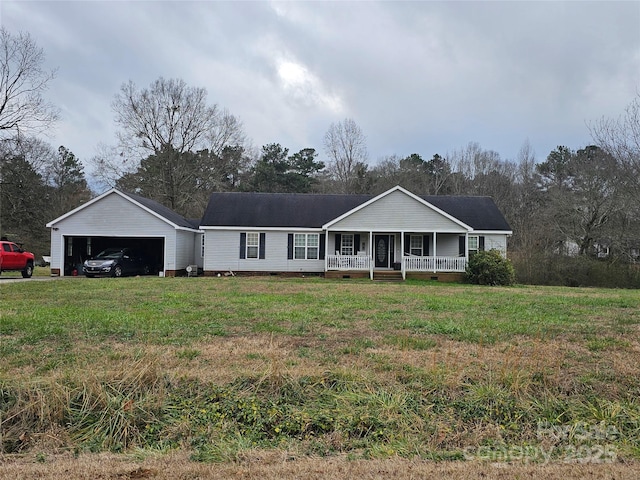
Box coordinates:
[400,231,405,280]
[59,235,66,276]
[433,232,437,273]
[465,233,469,260]
[369,231,373,280]
[324,230,329,273]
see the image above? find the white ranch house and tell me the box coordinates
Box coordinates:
[47,186,511,281]
[200,186,511,281]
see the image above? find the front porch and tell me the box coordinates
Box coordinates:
[324,230,470,280]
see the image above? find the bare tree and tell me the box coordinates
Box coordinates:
[323,118,368,193]
[369,155,401,193]
[446,142,512,197]
[537,145,621,256]
[112,78,227,159]
[588,92,640,193]
[91,142,128,189]
[0,136,55,174]
[94,77,246,209]
[0,28,59,137]
[107,77,246,170]
[369,153,452,195]
[207,109,247,157]
[509,140,546,251]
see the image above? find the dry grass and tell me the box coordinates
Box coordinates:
[1,450,638,479]
[5,331,628,393]
[2,332,618,389]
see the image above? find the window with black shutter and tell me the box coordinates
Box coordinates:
[240,232,264,259]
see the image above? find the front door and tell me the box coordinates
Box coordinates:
[374,235,392,268]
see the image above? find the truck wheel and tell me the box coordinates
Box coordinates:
[22,263,33,278]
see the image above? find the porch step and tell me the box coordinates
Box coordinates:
[373,270,404,282]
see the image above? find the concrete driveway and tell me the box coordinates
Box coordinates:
[0,275,62,284]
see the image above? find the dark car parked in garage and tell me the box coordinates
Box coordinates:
[83,248,150,277]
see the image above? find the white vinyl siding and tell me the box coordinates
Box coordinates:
[175,229,196,268]
[329,190,467,232]
[193,233,204,268]
[435,234,463,257]
[482,234,508,255]
[49,232,62,271]
[204,230,324,273]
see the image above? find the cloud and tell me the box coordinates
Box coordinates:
[276,59,344,114]
[1,0,638,171]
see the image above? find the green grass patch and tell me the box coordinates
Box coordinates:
[384,334,437,351]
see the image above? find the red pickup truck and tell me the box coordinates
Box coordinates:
[0,240,35,278]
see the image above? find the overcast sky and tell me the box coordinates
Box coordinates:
[2,1,639,177]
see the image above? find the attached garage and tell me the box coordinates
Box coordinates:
[46,189,202,277]
[60,236,165,276]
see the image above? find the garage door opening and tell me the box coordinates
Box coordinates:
[62,236,165,276]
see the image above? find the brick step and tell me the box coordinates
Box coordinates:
[373,270,404,281]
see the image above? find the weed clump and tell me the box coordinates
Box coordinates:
[0,359,167,453]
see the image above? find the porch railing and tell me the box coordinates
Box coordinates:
[404,255,467,272]
[327,254,466,272]
[327,254,370,270]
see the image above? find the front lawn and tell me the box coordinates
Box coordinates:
[1,277,639,477]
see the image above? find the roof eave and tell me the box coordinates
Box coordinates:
[472,230,513,235]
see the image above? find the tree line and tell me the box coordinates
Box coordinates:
[1,28,639,286]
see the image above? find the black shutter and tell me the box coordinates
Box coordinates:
[459,236,465,256]
[479,236,485,252]
[423,235,430,256]
[259,233,266,259]
[319,234,326,260]
[334,234,341,254]
[287,234,294,259]
[240,233,246,259]
[354,234,361,253]
[404,234,410,255]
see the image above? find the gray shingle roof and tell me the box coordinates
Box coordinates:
[122,191,200,230]
[424,195,512,231]
[201,190,511,231]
